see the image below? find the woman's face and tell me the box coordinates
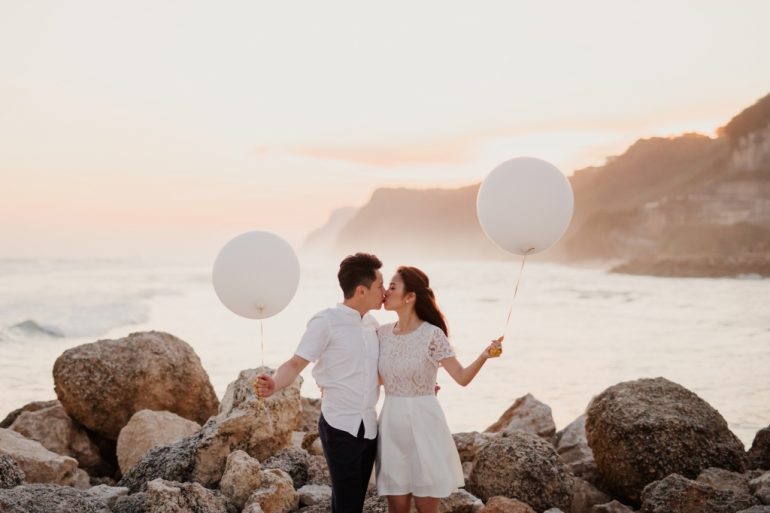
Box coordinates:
[384,273,412,311]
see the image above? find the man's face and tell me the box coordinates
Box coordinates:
[363,270,386,311]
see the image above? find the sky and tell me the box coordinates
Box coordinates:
[1,1,769,261]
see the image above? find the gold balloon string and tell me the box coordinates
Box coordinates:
[503,247,535,333]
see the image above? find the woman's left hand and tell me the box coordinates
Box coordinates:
[484,336,504,359]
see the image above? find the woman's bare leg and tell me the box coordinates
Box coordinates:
[414,496,440,513]
[387,494,413,513]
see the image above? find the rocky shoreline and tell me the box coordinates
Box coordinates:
[1,331,768,513]
[610,254,770,278]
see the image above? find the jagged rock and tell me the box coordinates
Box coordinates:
[9,402,108,476]
[571,476,611,513]
[477,496,536,513]
[117,409,200,474]
[119,366,301,490]
[697,467,752,495]
[219,450,263,510]
[0,453,25,488]
[243,468,299,513]
[0,400,59,428]
[53,331,219,440]
[298,484,331,507]
[299,398,321,432]
[0,483,111,513]
[452,431,497,463]
[485,393,557,443]
[555,415,598,483]
[750,471,770,505]
[0,428,88,487]
[145,478,230,513]
[85,485,130,508]
[640,473,758,513]
[589,501,635,513]
[466,431,573,512]
[749,427,770,470]
[264,447,311,489]
[586,377,747,505]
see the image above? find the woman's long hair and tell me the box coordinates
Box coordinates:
[397,266,448,336]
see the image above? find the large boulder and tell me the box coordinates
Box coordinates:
[119,366,301,490]
[0,428,89,487]
[0,484,111,513]
[467,431,573,512]
[555,415,598,484]
[0,454,25,488]
[586,377,747,505]
[116,409,201,474]
[53,331,219,440]
[9,402,108,476]
[749,426,770,470]
[485,393,557,443]
[640,473,758,513]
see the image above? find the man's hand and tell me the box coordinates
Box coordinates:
[254,374,276,398]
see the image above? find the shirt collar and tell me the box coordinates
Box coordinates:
[336,302,364,319]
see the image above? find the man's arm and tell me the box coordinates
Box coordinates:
[255,355,310,398]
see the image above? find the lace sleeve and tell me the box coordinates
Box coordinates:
[427,327,455,365]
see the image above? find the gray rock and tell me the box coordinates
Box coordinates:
[0,454,25,488]
[640,473,758,513]
[117,427,201,492]
[112,492,150,513]
[697,467,752,495]
[53,331,219,440]
[116,409,200,474]
[485,393,557,443]
[145,478,231,513]
[571,476,611,513]
[466,431,573,511]
[555,415,598,483]
[440,489,483,513]
[589,501,634,513]
[297,484,331,507]
[0,483,111,513]
[452,431,497,464]
[750,471,770,505]
[264,447,311,489]
[749,427,770,471]
[586,377,747,505]
[736,507,770,513]
[85,485,129,508]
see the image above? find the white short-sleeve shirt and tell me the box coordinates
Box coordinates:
[295,303,380,439]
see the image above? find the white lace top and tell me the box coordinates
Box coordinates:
[378,322,455,397]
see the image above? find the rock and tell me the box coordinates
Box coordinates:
[737,507,770,513]
[590,501,635,513]
[9,402,108,476]
[485,393,557,443]
[363,493,388,513]
[750,471,770,505]
[0,428,87,487]
[119,366,301,491]
[477,496,536,513]
[697,467,752,495]
[544,510,566,513]
[0,483,111,513]
[453,431,497,463]
[53,331,219,440]
[586,377,748,505]
[145,478,230,513]
[244,503,267,513]
[116,409,200,474]
[466,431,573,511]
[298,484,331,507]
[299,397,321,432]
[640,473,758,513]
[243,468,299,513]
[264,447,311,489]
[571,477,611,513]
[85,484,130,508]
[555,415,598,483]
[440,489,483,513]
[307,454,331,486]
[749,427,770,470]
[0,400,59,428]
[220,450,263,510]
[112,492,149,513]
[0,453,25,488]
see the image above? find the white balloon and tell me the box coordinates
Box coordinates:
[212,231,300,319]
[477,157,574,255]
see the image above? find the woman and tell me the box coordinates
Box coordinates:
[376,266,502,513]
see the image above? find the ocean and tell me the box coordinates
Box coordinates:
[1,258,768,447]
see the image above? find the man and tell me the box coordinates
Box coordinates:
[254,252,385,513]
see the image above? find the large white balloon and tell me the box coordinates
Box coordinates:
[212,231,300,319]
[477,157,574,255]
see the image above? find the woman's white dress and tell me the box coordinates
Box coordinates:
[376,321,465,497]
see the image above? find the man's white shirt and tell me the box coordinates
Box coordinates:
[294,303,380,439]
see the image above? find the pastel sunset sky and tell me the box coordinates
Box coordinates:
[2,1,769,261]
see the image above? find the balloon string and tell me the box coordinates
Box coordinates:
[504,248,534,333]
[257,307,266,411]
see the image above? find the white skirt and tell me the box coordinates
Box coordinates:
[376,394,464,497]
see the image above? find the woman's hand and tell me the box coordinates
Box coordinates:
[483,336,504,359]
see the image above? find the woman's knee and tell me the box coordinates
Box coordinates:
[414,496,440,513]
[387,494,412,513]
